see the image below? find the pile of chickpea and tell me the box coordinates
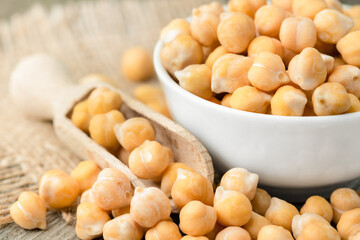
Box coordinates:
[160,0,360,116]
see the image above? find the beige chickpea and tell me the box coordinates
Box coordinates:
[300,196,333,223]
[248,36,284,59]
[228,0,266,18]
[175,64,213,100]
[283,48,297,68]
[328,65,360,98]
[91,168,132,211]
[272,0,293,11]
[215,227,251,240]
[182,236,209,240]
[160,19,191,45]
[211,54,253,94]
[288,48,327,91]
[325,0,343,11]
[75,202,110,240]
[190,9,220,47]
[292,0,328,19]
[280,17,317,53]
[254,5,288,38]
[337,208,360,240]
[103,214,143,240]
[292,213,333,238]
[10,191,47,230]
[145,221,182,240]
[205,46,229,69]
[265,197,299,232]
[315,38,338,55]
[257,225,294,240]
[111,205,130,218]
[312,82,351,116]
[87,87,122,115]
[217,12,256,53]
[345,6,360,18]
[321,54,335,74]
[271,85,308,116]
[121,47,154,82]
[337,30,360,67]
[221,93,232,108]
[80,189,96,205]
[71,100,91,133]
[214,186,252,227]
[179,201,217,236]
[248,52,290,92]
[296,222,341,240]
[39,169,80,209]
[220,168,259,200]
[71,160,101,194]
[161,162,194,197]
[243,212,271,240]
[251,188,271,216]
[161,35,203,76]
[347,94,360,113]
[171,169,214,209]
[330,188,360,224]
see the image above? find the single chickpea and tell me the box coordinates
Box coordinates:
[292,0,328,19]
[220,168,259,200]
[91,168,132,211]
[328,65,360,98]
[103,214,143,240]
[257,225,294,240]
[248,36,284,59]
[179,201,217,236]
[296,222,341,240]
[161,35,203,76]
[214,186,252,227]
[182,237,209,240]
[248,52,290,92]
[228,0,266,18]
[280,17,317,53]
[217,12,256,53]
[89,110,125,149]
[321,54,335,74]
[121,46,154,82]
[39,169,80,209]
[190,9,220,47]
[71,100,91,133]
[325,0,343,12]
[198,2,224,16]
[160,19,191,45]
[128,140,172,179]
[75,202,110,240]
[345,6,360,19]
[161,162,194,197]
[80,189,96,205]
[337,30,360,67]
[70,160,101,194]
[174,64,213,100]
[215,227,251,240]
[288,48,327,91]
[111,205,130,218]
[271,85,308,116]
[205,46,229,69]
[211,54,253,94]
[315,38,338,55]
[312,82,351,116]
[251,189,271,216]
[221,93,232,108]
[265,197,299,232]
[10,191,47,230]
[171,168,214,209]
[133,84,165,104]
[243,212,271,240]
[254,5,288,38]
[117,147,130,165]
[87,87,122,115]
[330,188,360,224]
[145,220,182,240]
[79,73,116,86]
[130,187,171,228]
[347,94,360,113]
[283,48,297,68]
[300,196,333,223]
[272,0,293,12]
[146,100,172,119]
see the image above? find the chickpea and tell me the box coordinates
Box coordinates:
[198,2,224,16]
[205,46,229,69]
[182,237,209,240]
[315,39,337,55]
[257,225,294,240]
[79,73,116,86]
[217,12,256,53]
[171,168,214,209]
[161,35,203,76]
[243,212,271,240]
[175,64,213,100]
[80,189,96,205]
[325,0,343,12]
[133,84,165,104]
[130,187,171,228]
[214,186,252,226]
[248,52,290,92]
[179,201,217,236]
[117,147,130,165]
[190,8,220,47]
[92,168,132,211]
[300,196,333,223]
[228,0,266,18]
[103,214,143,240]
[10,191,46,230]
[296,222,341,240]
[321,54,335,74]
[350,232,360,240]
[337,30,360,67]
[280,17,317,53]
[160,19,191,45]
[221,93,232,107]
[121,46,154,82]
[211,54,253,94]
[347,94,360,113]
[145,220,182,240]
[161,162,194,197]
[292,213,333,238]
[271,85,307,116]
[292,0,327,19]
[265,197,299,232]
[71,160,101,194]
[111,205,130,218]
[89,110,125,149]
[71,100,91,133]
[75,202,110,240]
[345,6,360,19]
[146,100,172,119]
[220,168,259,200]
[254,5,288,38]
[312,82,351,116]
[283,48,297,68]
[328,65,360,98]
[248,36,284,59]
[272,0,293,12]
[251,188,271,216]
[330,188,360,224]
[215,227,251,240]
[39,169,80,209]
[87,87,122,115]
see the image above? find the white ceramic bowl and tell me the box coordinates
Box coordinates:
[154,41,360,191]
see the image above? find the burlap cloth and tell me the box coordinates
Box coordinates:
[0,0,226,238]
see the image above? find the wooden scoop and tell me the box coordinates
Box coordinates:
[9,54,214,211]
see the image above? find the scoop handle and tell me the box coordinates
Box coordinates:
[10,54,75,120]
